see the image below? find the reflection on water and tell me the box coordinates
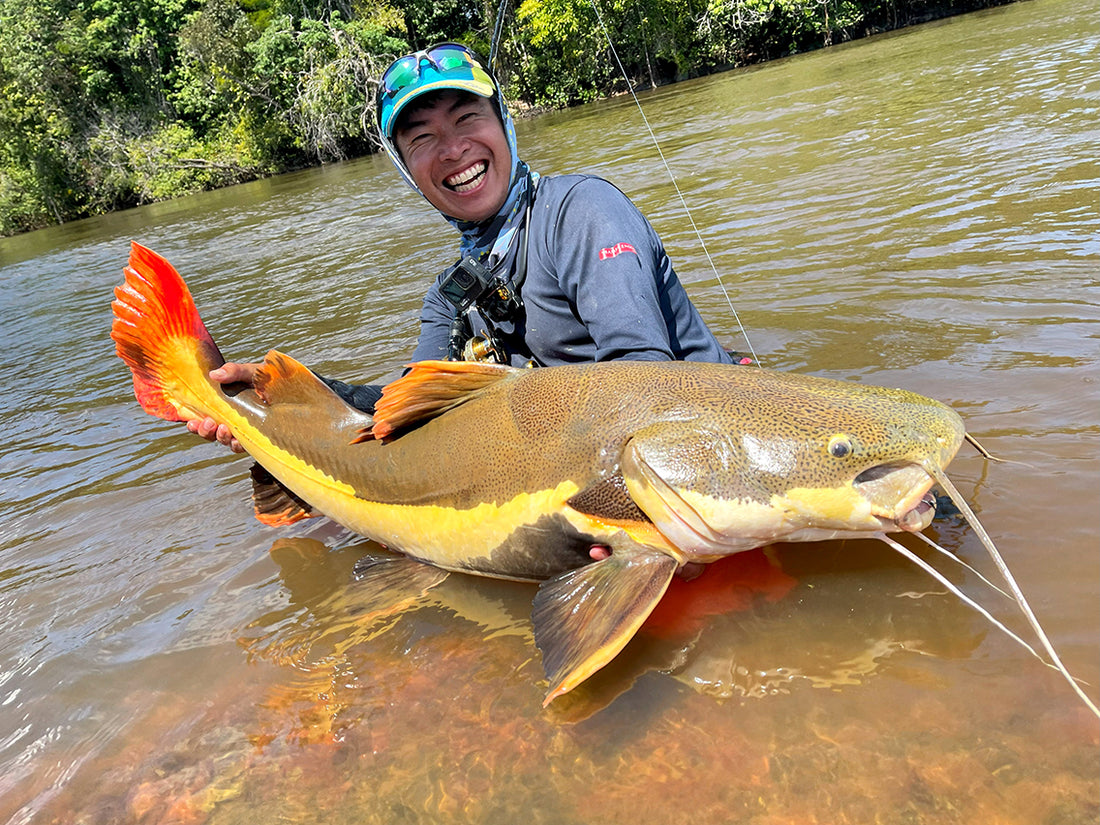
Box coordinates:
[1,0,1098,822]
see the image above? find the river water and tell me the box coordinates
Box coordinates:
[1,0,1097,822]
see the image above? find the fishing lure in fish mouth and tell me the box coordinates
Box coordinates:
[111,242,1099,718]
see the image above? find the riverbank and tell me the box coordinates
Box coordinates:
[0,0,1016,238]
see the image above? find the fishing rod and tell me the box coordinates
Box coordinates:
[488,0,510,72]
[486,0,762,365]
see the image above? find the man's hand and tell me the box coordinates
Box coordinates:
[184,362,261,453]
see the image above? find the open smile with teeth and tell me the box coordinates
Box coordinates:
[445,161,487,192]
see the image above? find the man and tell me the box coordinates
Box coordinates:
[189,43,731,451]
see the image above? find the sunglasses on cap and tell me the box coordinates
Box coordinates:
[376,43,497,138]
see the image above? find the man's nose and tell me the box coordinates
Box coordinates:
[438,131,469,160]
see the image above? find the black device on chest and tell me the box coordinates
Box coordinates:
[438,255,522,323]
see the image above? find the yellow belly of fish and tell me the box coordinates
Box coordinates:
[259,468,592,575]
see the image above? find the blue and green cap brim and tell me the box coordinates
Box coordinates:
[378,64,497,140]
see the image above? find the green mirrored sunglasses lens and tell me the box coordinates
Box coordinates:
[380,45,485,105]
[382,57,419,93]
[433,53,470,70]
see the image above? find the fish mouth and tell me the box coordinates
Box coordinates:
[853,462,938,532]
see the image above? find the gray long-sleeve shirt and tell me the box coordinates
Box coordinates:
[411,174,732,367]
[321,174,731,412]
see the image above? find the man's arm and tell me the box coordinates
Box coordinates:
[546,177,722,362]
[409,282,456,362]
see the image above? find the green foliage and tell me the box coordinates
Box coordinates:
[242,11,407,161]
[513,0,610,104]
[82,117,275,209]
[0,0,1014,234]
[0,163,53,235]
[397,0,482,47]
[174,0,259,122]
[0,0,88,223]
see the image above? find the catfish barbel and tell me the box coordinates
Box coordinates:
[111,243,1098,714]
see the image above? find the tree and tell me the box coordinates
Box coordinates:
[1,0,1019,234]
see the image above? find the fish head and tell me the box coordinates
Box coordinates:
[621,372,966,559]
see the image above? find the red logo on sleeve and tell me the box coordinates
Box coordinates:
[598,242,637,260]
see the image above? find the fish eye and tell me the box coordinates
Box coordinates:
[828,435,853,458]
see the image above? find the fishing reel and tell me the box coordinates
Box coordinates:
[445,305,510,364]
[441,255,522,364]
[462,332,506,363]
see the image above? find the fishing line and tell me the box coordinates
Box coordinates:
[584,0,762,366]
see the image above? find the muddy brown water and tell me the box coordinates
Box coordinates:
[1,0,1097,822]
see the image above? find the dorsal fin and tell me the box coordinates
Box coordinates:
[366,360,515,440]
[253,349,374,427]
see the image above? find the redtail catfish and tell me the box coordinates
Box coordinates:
[111,243,1099,715]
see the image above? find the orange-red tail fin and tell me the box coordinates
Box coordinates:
[111,242,226,421]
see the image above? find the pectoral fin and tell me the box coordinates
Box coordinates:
[532,540,678,706]
[566,472,649,522]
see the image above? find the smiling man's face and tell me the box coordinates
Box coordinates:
[394,91,512,223]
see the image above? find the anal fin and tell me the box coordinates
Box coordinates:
[532,539,678,706]
[250,463,318,526]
